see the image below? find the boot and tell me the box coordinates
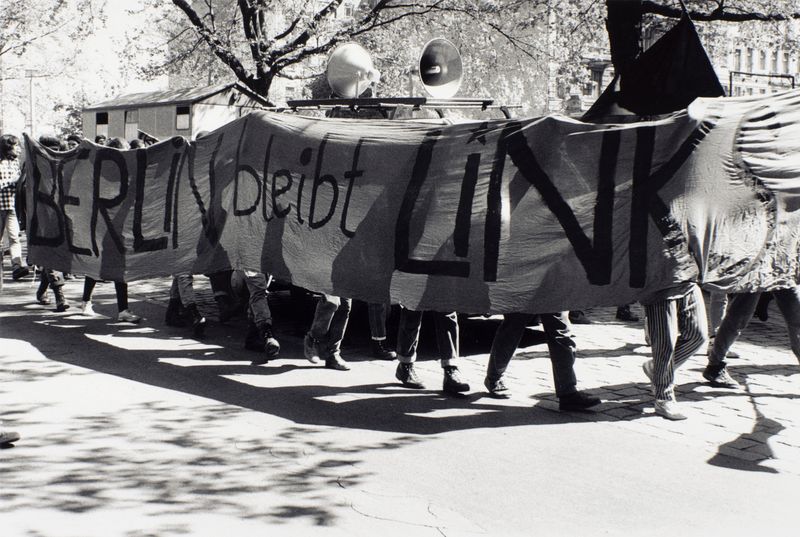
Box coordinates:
[370,339,396,360]
[53,285,70,312]
[164,298,186,327]
[36,278,51,305]
[252,324,280,366]
[186,303,207,338]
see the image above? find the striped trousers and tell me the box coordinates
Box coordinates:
[644,284,708,400]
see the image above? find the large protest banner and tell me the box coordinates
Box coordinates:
[23,89,800,314]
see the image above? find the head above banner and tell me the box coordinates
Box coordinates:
[326,42,381,98]
[418,38,462,99]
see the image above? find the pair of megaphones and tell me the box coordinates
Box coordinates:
[326,38,462,99]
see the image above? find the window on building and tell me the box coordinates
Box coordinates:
[734,49,742,71]
[772,50,779,72]
[124,109,139,141]
[759,50,767,71]
[785,52,791,74]
[176,105,190,130]
[746,48,754,71]
[96,112,109,137]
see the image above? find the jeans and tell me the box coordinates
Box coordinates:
[644,284,708,400]
[710,287,800,364]
[367,302,388,340]
[0,209,23,267]
[487,312,577,397]
[396,309,458,367]
[241,270,272,328]
[708,291,729,336]
[309,295,351,355]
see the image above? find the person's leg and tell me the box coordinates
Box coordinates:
[323,298,351,370]
[772,287,800,362]
[81,277,97,314]
[486,313,529,386]
[708,292,759,366]
[115,282,141,323]
[209,270,236,322]
[435,311,467,394]
[36,269,51,304]
[48,270,69,311]
[673,285,709,370]
[2,209,28,278]
[165,276,185,326]
[304,294,340,364]
[708,292,728,336]
[244,271,278,364]
[540,312,577,397]
[368,302,395,359]
[395,308,425,389]
[643,299,679,401]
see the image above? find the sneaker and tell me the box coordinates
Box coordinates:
[371,339,396,360]
[117,309,142,323]
[264,328,280,358]
[654,398,687,420]
[325,352,351,371]
[443,365,470,394]
[558,390,601,411]
[303,333,322,364]
[12,266,30,280]
[484,376,511,399]
[396,362,425,389]
[702,363,740,389]
[0,429,20,445]
[569,310,592,324]
[55,302,71,313]
[81,301,97,316]
[615,305,639,322]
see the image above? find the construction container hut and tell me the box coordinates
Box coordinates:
[81,83,270,142]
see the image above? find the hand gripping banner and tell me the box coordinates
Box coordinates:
[23,89,800,314]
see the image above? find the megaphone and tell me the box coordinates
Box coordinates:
[419,38,462,98]
[326,42,381,98]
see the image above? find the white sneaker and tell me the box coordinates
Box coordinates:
[117,309,142,323]
[81,301,97,316]
[654,398,687,421]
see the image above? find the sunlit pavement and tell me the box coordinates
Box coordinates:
[2,271,800,536]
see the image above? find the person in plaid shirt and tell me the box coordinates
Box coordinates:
[0,134,30,281]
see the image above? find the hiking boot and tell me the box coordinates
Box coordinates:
[484,376,511,398]
[702,363,740,389]
[252,325,280,366]
[117,309,142,323]
[370,339,396,360]
[443,365,470,394]
[325,352,350,371]
[559,391,601,411]
[654,398,687,420]
[615,304,639,322]
[396,362,425,389]
[303,333,322,364]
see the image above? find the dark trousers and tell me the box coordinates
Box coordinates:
[487,312,577,397]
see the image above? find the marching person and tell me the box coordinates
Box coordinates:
[640,282,708,420]
[367,302,396,360]
[0,134,31,281]
[485,312,601,411]
[235,269,281,366]
[164,273,207,337]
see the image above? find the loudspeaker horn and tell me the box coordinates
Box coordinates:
[419,38,462,98]
[326,42,381,98]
